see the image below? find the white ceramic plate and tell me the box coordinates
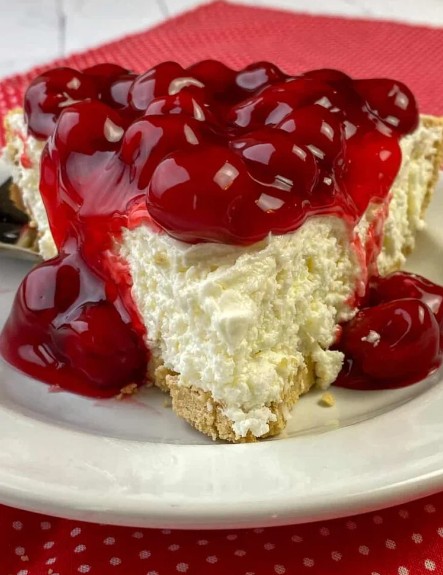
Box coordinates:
[0,175,442,529]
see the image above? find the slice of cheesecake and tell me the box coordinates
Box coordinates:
[2,62,443,442]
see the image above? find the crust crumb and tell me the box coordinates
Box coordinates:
[319,392,336,407]
[116,383,138,400]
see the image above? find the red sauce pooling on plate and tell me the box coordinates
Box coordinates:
[0,61,428,396]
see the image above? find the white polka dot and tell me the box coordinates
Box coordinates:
[399,509,409,519]
[254,528,264,534]
[103,537,115,545]
[139,550,151,559]
[425,559,436,571]
[371,572,381,575]
[71,528,82,537]
[41,521,52,530]
[359,545,370,555]
[373,515,383,524]
[15,546,25,556]
[412,533,423,544]
[319,527,330,536]
[75,545,86,553]
[398,567,409,575]
[197,540,208,545]
[176,563,189,572]
[425,504,436,514]
[168,544,180,551]
[110,557,121,566]
[234,549,246,556]
[147,572,159,575]
[17,571,28,575]
[46,558,57,565]
[303,558,314,568]
[346,520,357,530]
[331,551,342,561]
[274,565,286,574]
[78,567,91,574]
[264,542,275,550]
[132,531,143,539]
[438,527,443,538]
[386,539,397,549]
[13,521,23,530]
[226,534,238,541]
[291,535,303,543]
[162,529,171,535]
[44,541,55,550]
[206,556,218,564]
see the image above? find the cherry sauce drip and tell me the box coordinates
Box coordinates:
[0,61,424,395]
[334,272,443,390]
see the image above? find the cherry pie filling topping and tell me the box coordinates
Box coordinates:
[1,61,441,396]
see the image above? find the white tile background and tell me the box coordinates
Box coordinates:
[0,0,441,78]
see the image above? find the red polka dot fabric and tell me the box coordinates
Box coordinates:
[1,492,443,574]
[0,2,443,574]
[0,0,442,146]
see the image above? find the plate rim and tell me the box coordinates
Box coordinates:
[0,175,442,529]
[0,368,442,528]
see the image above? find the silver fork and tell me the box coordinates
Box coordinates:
[0,176,41,261]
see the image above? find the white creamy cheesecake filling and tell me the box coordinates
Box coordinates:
[377,120,442,274]
[120,217,358,437]
[3,110,442,438]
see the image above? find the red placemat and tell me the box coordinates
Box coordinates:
[1,2,443,574]
[0,0,442,145]
[1,492,443,575]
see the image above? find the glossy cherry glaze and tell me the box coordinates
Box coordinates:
[0,61,427,396]
[335,272,443,390]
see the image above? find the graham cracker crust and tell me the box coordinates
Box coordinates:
[421,115,443,217]
[155,363,315,443]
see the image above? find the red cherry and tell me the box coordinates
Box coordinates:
[144,91,213,124]
[187,60,237,97]
[83,63,129,80]
[119,115,205,189]
[369,271,443,329]
[52,100,125,154]
[227,77,341,131]
[230,127,318,191]
[301,68,352,86]
[100,73,138,110]
[354,78,419,135]
[235,61,286,92]
[53,301,146,389]
[24,67,99,138]
[340,298,440,380]
[337,130,401,212]
[128,61,185,112]
[146,145,257,243]
[277,104,344,162]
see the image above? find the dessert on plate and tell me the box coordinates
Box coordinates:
[1,61,443,442]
